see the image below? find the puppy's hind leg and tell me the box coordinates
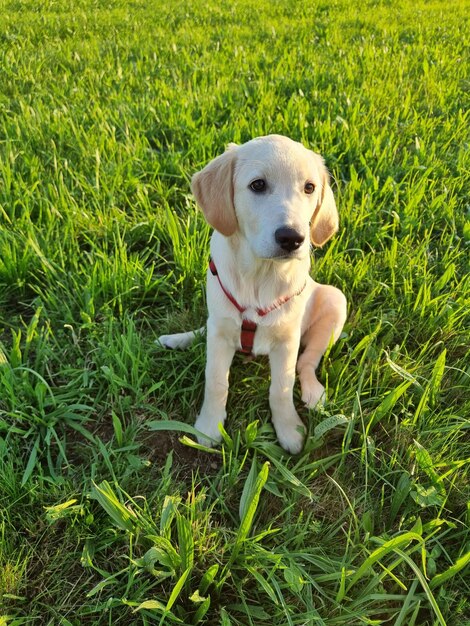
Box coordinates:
[157,327,205,350]
[298,286,347,408]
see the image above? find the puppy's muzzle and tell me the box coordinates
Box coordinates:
[275,227,305,253]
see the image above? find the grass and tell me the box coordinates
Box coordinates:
[0,0,469,623]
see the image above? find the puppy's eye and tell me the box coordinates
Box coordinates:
[250,179,266,193]
[304,182,315,195]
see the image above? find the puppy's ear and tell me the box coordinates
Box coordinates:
[310,163,339,247]
[191,147,238,236]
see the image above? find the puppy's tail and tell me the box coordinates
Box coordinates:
[157,327,205,350]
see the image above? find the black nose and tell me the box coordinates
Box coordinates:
[275,227,305,252]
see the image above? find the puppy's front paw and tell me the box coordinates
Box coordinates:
[301,378,326,409]
[272,410,306,455]
[194,411,225,447]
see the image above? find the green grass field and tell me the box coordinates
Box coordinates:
[1,0,469,624]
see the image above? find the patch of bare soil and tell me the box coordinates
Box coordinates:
[141,429,222,480]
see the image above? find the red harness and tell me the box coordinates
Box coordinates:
[209,258,306,356]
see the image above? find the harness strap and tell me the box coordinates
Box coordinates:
[240,320,257,355]
[209,257,306,356]
[209,258,246,314]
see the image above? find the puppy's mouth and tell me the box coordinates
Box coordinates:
[274,252,303,261]
[269,246,308,261]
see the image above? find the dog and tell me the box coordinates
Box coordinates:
[158,135,347,453]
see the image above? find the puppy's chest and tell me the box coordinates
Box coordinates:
[221,311,296,356]
[246,323,277,356]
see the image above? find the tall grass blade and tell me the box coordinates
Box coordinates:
[239,455,259,522]
[394,548,447,626]
[147,419,219,444]
[176,513,194,572]
[347,532,424,591]
[430,550,470,589]
[227,461,270,570]
[367,381,412,432]
[165,567,191,611]
[20,435,41,486]
[199,564,220,595]
[91,481,136,532]
[429,348,446,401]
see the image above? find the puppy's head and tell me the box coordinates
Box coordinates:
[191,135,338,258]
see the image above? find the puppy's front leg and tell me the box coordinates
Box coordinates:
[269,334,305,454]
[195,322,235,446]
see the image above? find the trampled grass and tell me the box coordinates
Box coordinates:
[0,0,469,624]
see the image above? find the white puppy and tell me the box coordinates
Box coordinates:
[159,135,347,453]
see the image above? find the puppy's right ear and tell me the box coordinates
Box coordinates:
[191,146,238,237]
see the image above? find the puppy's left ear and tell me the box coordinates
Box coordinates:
[310,163,339,247]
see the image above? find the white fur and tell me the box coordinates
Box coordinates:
[158,135,347,454]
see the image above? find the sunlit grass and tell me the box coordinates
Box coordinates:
[0,0,469,624]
